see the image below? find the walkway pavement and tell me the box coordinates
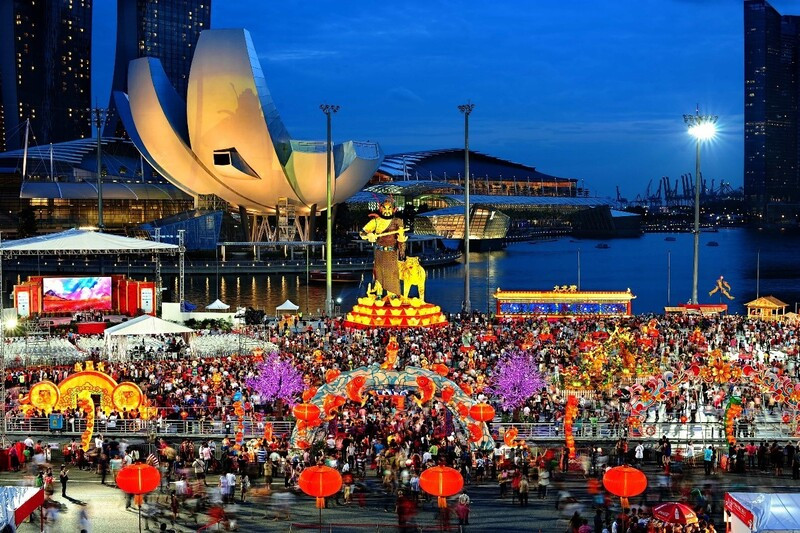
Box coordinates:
[6,459,800,532]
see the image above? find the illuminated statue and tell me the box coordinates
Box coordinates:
[399,256,426,301]
[360,197,408,298]
[708,276,734,300]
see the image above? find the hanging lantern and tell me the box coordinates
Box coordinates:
[298,466,342,508]
[293,403,321,422]
[602,466,647,499]
[325,369,341,383]
[455,402,470,418]
[116,464,161,495]
[469,403,495,422]
[419,466,463,508]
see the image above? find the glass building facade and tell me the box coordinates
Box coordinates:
[0,0,93,151]
[106,0,211,136]
[744,0,800,206]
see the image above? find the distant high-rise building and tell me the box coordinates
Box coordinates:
[744,0,800,206]
[0,0,93,152]
[105,0,211,136]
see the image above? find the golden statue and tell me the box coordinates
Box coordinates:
[360,196,408,298]
[399,256,426,301]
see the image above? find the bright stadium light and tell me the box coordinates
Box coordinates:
[682,106,718,304]
[687,121,717,141]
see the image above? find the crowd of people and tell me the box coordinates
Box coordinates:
[4,311,800,531]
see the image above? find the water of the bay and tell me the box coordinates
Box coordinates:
[177,228,800,316]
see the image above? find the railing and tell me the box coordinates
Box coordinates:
[2,417,294,439]
[7,417,798,444]
[493,421,798,442]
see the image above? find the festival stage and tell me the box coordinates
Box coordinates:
[494,287,636,317]
[13,275,156,319]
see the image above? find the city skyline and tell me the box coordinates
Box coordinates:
[86,0,750,198]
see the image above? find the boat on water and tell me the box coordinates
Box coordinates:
[596,243,610,249]
[706,241,719,247]
[665,237,676,242]
[309,271,361,283]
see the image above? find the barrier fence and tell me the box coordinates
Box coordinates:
[4,418,798,443]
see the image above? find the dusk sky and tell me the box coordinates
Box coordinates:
[92,0,763,198]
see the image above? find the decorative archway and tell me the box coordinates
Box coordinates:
[291,364,494,450]
[22,361,150,451]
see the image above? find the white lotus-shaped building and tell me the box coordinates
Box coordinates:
[114,28,383,215]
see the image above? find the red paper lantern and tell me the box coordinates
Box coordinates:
[293,403,321,422]
[602,466,647,498]
[418,466,463,508]
[469,403,495,422]
[116,464,161,495]
[298,466,343,508]
[302,387,318,402]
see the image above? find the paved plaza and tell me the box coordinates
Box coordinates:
[4,453,800,533]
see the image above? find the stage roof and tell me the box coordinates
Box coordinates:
[0,228,179,256]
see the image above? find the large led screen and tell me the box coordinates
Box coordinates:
[43,277,112,313]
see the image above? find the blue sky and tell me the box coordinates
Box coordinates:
[92,0,762,198]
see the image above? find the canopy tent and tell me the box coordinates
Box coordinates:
[104,315,195,362]
[206,299,230,310]
[726,492,800,533]
[276,299,300,315]
[0,228,178,256]
[0,486,44,531]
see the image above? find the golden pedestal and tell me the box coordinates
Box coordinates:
[344,296,447,329]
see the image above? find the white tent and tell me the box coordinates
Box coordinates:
[726,492,800,533]
[206,299,230,310]
[105,315,194,336]
[276,299,300,314]
[104,315,194,361]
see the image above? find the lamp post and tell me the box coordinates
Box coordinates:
[458,102,475,313]
[89,105,109,230]
[320,104,340,317]
[682,107,717,304]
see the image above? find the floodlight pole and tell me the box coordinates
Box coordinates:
[178,229,185,310]
[682,107,717,304]
[89,106,108,231]
[458,102,475,314]
[320,104,339,318]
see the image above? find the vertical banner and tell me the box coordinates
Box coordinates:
[140,287,154,314]
[16,291,30,318]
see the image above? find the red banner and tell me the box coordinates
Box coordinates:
[725,493,754,529]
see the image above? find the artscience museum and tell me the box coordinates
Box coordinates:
[115,28,383,217]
